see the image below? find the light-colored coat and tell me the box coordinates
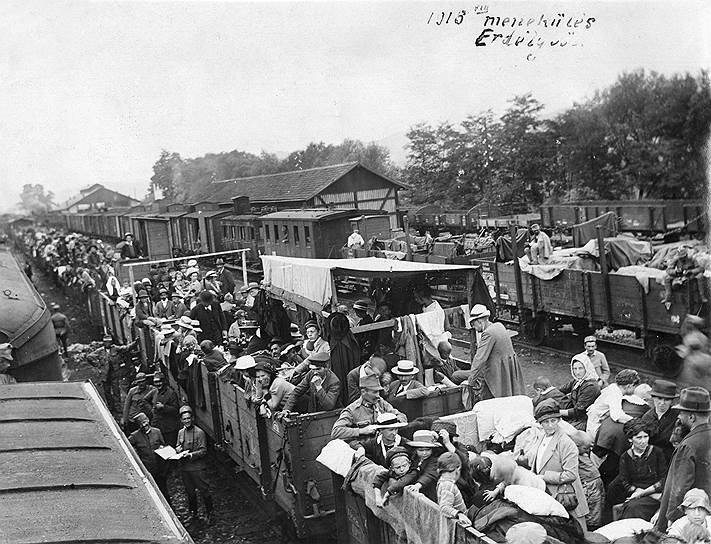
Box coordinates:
[526,428,589,519]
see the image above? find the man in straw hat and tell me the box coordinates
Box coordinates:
[281,351,341,415]
[386,359,425,402]
[331,373,406,442]
[461,304,525,409]
[176,405,214,523]
[354,412,408,466]
[656,386,711,530]
[640,379,679,462]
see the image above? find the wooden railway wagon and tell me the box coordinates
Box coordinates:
[540,199,705,233]
[0,381,193,544]
[0,248,62,382]
[471,249,711,374]
[260,209,389,259]
[408,202,533,235]
[213,212,263,258]
[333,477,497,544]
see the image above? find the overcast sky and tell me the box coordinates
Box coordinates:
[1,1,708,211]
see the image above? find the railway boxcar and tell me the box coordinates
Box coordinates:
[541,199,705,233]
[0,248,62,382]
[260,208,389,259]
[0,381,193,544]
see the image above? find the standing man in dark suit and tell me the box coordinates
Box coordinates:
[462,304,525,409]
[189,290,226,346]
[215,258,236,298]
[655,387,711,531]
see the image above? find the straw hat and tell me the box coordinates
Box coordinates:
[469,304,491,322]
[391,360,419,376]
[407,430,441,448]
[373,412,407,429]
[234,355,257,370]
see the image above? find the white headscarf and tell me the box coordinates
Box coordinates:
[570,353,597,389]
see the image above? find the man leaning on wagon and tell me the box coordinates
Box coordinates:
[331,373,406,444]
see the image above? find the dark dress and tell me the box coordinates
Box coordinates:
[559,379,601,430]
[641,407,679,464]
[607,445,666,521]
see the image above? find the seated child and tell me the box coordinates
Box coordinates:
[668,488,711,541]
[436,452,472,527]
[532,376,565,408]
[372,446,418,507]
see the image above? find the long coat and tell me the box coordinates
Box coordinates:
[217,267,236,297]
[526,429,589,520]
[469,321,525,398]
[190,302,226,345]
[656,422,711,530]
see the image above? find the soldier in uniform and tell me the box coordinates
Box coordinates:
[122,372,157,434]
[151,371,180,447]
[176,405,214,523]
[50,303,70,357]
[95,334,137,412]
[128,412,170,501]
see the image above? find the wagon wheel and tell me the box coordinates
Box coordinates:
[646,335,683,378]
[524,314,548,346]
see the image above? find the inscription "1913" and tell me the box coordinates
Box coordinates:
[427,10,466,25]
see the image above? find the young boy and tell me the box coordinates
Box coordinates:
[668,489,711,541]
[436,452,472,527]
[571,430,604,529]
[372,446,418,507]
[532,376,565,407]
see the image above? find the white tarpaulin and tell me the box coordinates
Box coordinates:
[260,255,476,306]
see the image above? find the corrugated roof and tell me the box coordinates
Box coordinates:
[260,208,387,221]
[0,381,192,544]
[196,162,405,205]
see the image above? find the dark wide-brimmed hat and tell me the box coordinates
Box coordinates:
[650,379,678,399]
[431,419,458,437]
[673,387,711,412]
[534,399,562,422]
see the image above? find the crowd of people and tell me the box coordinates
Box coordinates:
[12,226,711,543]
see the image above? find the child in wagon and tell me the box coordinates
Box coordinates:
[372,446,418,508]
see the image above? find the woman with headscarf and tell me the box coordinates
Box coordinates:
[558,354,601,431]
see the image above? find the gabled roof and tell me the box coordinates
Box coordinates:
[62,186,140,211]
[260,208,387,222]
[196,162,406,205]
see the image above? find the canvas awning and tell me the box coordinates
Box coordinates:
[261,255,476,307]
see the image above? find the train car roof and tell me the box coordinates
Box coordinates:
[262,255,476,306]
[0,249,50,349]
[259,208,386,221]
[0,381,193,544]
[181,209,231,219]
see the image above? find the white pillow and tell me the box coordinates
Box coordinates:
[594,519,653,541]
[503,485,569,519]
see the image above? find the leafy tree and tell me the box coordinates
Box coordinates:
[18,184,54,215]
[150,150,183,200]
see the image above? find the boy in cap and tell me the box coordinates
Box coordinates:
[404,430,443,501]
[372,446,418,508]
[50,303,70,356]
[280,351,341,415]
[667,488,711,541]
[153,288,174,319]
[176,405,214,523]
[577,335,610,386]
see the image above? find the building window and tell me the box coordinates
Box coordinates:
[231,226,237,239]
[304,225,311,246]
[222,225,229,239]
[281,225,289,244]
[239,226,245,240]
[273,224,279,242]
[293,225,300,246]
[249,227,255,240]
[265,223,270,241]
